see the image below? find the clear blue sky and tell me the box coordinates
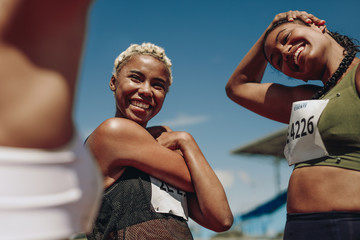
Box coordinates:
[75,0,360,236]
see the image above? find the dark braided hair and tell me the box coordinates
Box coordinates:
[312,32,359,99]
[262,18,360,99]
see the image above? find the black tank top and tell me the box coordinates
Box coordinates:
[87,167,193,240]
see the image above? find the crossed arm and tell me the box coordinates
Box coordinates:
[86,117,233,232]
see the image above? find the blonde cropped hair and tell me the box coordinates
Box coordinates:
[113,43,173,85]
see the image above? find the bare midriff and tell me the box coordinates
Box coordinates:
[287,166,360,213]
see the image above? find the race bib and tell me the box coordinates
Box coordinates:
[150,176,188,220]
[284,99,329,165]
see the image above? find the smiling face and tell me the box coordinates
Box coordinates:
[110,54,170,127]
[264,22,331,81]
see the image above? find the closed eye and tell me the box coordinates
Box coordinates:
[282,32,290,45]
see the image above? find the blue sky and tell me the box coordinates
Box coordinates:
[75,0,360,236]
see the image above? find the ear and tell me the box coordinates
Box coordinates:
[109,75,116,91]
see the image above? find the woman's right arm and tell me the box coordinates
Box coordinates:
[154,130,233,232]
[86,118,194,192]
[225,11,325,124]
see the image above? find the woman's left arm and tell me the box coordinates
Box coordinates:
[155,131,233,232]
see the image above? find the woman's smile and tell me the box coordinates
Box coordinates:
[111,54,170,127]
[130,99,152,110]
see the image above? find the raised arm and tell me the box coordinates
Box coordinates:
[225,11,325,124]
[86,118,194,192]
[155,130,233,232]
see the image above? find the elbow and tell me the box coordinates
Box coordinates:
[225,79,238,102]
[219,215,234,232]
[225,77,250,107]
[225,81,233,97]
[226,73,251,103]
[212,214,234,232]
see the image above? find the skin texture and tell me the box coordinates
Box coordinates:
[87,54,233,232]
[0,0,92,148]
[226,11,360,213]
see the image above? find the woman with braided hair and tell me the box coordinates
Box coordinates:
[226,10,360,239]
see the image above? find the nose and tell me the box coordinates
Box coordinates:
[138,81,152,97]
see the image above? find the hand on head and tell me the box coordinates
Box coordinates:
[272,10,326,26]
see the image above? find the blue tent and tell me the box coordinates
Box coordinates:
[241,190,287,221]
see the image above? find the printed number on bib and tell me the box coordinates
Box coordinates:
[287,116,314,143]
[284,100,329,165]
[150,176,188,220]
[160,181,186,197]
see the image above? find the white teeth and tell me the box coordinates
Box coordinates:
[294,46,304,65]
[131,100,150,109]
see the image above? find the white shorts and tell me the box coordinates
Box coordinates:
[0,134,103,240]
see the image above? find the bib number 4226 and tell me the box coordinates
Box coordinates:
[287,115,314,143]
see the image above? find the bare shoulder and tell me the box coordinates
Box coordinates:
[86,118,157,185]
[86,117,155,159]
[91,118,150,141]
[98,117,140,131]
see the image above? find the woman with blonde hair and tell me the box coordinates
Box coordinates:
[86,42,233,240]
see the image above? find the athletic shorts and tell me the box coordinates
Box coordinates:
[0,133,103,240]
[284,211,360,240]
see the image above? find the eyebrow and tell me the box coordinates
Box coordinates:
[129,70,167,84]
[130,70,144,77]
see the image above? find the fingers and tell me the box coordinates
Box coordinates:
[273,10,326,26]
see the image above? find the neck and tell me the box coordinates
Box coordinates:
[321,40,346,85]
[312,50,357,99]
